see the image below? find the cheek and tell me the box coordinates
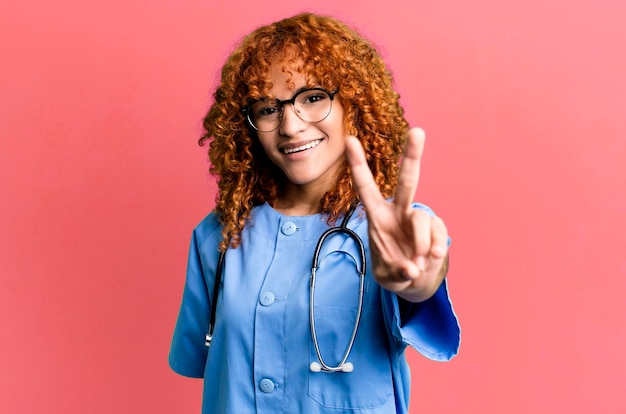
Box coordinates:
[256,136,281,163]
[330,104,346,133]
[256,135,272,153]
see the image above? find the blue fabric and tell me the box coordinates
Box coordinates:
[169,203,460,413]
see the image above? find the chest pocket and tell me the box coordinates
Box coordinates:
[307,250,393,410]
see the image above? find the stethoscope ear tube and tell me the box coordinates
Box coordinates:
[309,204,366,373]
[310,361,354,373]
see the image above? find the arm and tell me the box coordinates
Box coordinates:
[169,215,222,377]
[346,128,449,303]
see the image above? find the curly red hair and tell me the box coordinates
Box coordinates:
[200,13,409,251]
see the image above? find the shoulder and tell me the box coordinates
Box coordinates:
[411,202,436,217]
[191,211,223,251]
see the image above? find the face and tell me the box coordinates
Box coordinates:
[254,62,346,196]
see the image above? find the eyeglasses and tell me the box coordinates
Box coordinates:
[242,88,337,132]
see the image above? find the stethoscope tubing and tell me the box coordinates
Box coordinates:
[205,246,226,347]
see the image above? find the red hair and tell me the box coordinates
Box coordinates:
[199,13,409,251]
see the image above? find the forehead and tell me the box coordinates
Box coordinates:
[260,59,317,97]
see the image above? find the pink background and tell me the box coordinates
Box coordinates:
[2,0,625,412]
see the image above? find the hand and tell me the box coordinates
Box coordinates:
[345,128,449,302]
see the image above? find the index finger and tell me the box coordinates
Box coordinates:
[394,128,426,210]
[345,135,386,209]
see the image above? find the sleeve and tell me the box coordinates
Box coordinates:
[381,202,461,361]
[168,228,212,378]
[381,280,460,361]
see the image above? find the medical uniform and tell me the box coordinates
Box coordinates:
[169,202,460,413]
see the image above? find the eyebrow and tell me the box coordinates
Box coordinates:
[265,86,317,102]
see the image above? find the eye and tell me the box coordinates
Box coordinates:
[256,106,279,117]
[252,100,280,118]
[299,91,328,105]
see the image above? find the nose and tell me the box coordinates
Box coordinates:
[278,103,307,136]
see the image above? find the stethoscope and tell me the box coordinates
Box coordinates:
[205,204,366,374]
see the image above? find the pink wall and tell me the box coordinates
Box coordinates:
[2,0,625,412]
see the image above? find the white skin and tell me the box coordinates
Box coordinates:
[256,61,448,303]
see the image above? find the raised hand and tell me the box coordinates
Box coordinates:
[345,128,449,303]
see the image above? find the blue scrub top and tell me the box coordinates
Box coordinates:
[169,203,460,413]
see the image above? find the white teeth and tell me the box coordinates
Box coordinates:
[283,139,322,154]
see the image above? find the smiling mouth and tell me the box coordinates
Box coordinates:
[282,139,322,154]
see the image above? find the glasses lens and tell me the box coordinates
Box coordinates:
[250,99,281,132]
[248,89,334,132]
[293,89,333,123]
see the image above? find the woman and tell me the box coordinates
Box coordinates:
[169,12,460,413]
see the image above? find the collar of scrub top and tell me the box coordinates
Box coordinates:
[205,204,366,374]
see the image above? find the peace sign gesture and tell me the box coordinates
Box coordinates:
[345,128,449,303]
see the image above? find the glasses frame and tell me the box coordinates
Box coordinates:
[241,87,338,132]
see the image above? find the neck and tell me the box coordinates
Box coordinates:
[272,184,326,216]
